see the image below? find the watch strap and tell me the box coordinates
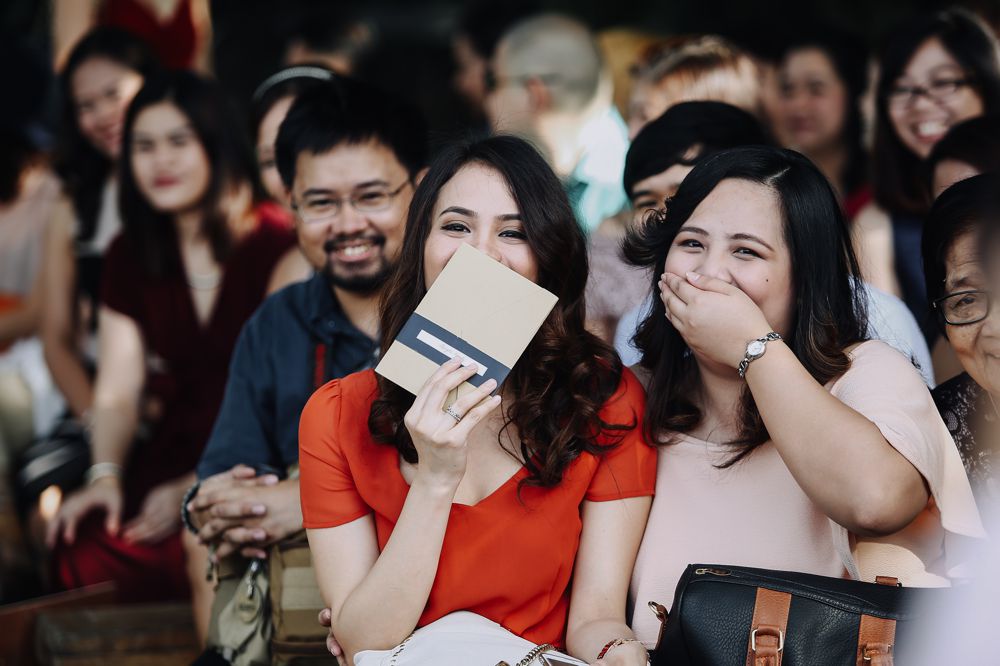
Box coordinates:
[738,332,781,379]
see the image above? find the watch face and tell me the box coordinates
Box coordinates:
[747,340,766,356]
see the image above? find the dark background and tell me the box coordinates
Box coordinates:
[4,0,999,142]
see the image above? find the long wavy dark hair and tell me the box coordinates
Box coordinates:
[369,135,632,488]
[119,71,263,277]
[623,146,868,465]
[54,27,160,242]
[873,8,1000,216]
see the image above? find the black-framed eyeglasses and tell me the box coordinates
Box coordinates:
[932,289,991,325]
[293,180,410,224]
[886,78,973,108]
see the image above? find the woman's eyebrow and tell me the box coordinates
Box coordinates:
[439,206,476,217]
[730,232,775,252]
[678,225,709,236]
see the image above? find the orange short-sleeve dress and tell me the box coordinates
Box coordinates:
[299,368,656,647]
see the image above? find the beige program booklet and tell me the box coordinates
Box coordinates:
[375,243,558,400]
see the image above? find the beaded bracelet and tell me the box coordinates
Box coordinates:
[596,637,645,661]
[85,462,123,485]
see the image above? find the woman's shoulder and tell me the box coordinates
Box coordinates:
[300,369,379,452]
[308,369,379,413]
[828,340,929,399]
[844,339,922,374]
[101,231,141,276]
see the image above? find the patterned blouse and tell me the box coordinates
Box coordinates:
[932,372,998,512]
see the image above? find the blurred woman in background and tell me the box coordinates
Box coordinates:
[41,27,159,441]
[855,9,1000,340]
[773,29,871,220]
[46,71,293,601]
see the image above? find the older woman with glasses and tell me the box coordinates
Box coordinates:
[924,173,1000,519]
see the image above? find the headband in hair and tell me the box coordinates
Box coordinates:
[252,66,336,104]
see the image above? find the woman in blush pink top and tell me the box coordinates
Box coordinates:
[621,146,984,648]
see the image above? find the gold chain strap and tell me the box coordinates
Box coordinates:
[496,642,555,666]
[388,633,413,666]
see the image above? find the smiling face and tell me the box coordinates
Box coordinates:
[887,37,985,159]
[776,48,849,154]
[290,140,412,294]
[423,163,538,289]
[664,178,795,338]
[130,101,211,214]
[942,231,1000,395]
[72,56,145,159]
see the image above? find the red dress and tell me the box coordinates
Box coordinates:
[299,368,656,646]
[99,0,199,70]
[53,204,294,602]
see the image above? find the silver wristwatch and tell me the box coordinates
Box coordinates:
[738,332,781,379]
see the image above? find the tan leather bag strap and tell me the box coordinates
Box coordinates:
[746,588,791,666]
[857,614,895,666]
[855,576,898,666]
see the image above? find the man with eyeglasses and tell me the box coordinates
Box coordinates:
[179,77,427,650]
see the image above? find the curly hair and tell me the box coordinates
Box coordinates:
[368,135,632,488]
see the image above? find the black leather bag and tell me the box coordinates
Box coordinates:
[647,564,944,666]
[14,416,90,507]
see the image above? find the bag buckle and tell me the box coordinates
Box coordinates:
[751,627,784,653]
[862,643,894,661]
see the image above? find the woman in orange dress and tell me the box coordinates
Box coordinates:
[299,135,656,666]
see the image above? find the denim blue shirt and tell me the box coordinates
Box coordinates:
[196,272,377,478]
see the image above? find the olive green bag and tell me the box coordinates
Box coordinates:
[207,536,332,665]
[207,556,272,666]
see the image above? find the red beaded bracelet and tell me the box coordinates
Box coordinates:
[596,637,641,660]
